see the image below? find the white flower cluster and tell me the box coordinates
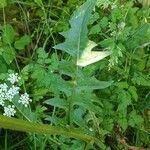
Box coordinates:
[19,93,32,107]
[3,105,16,117]
[0,73,32,117]
[6,85,20,101]
[7,73,21,84]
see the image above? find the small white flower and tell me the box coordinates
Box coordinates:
[19,93,32,107]
[7,73,21,84]
[5,85,20,101]
[3,105,16,117]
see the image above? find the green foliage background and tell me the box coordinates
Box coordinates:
[0,0,150,149]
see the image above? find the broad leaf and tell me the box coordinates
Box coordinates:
[53,0,96,57]
[1,46,15,64]
[14,35,31,50]
[73,107,87,129]
[72,93,102,114]
[77,76,113,91]
[2,24,15,44]
[0,59,7,73]
[44,98,68,110]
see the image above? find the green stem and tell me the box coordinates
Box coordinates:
[0,115,98,144]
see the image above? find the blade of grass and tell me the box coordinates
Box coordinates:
[0,115,100,145]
